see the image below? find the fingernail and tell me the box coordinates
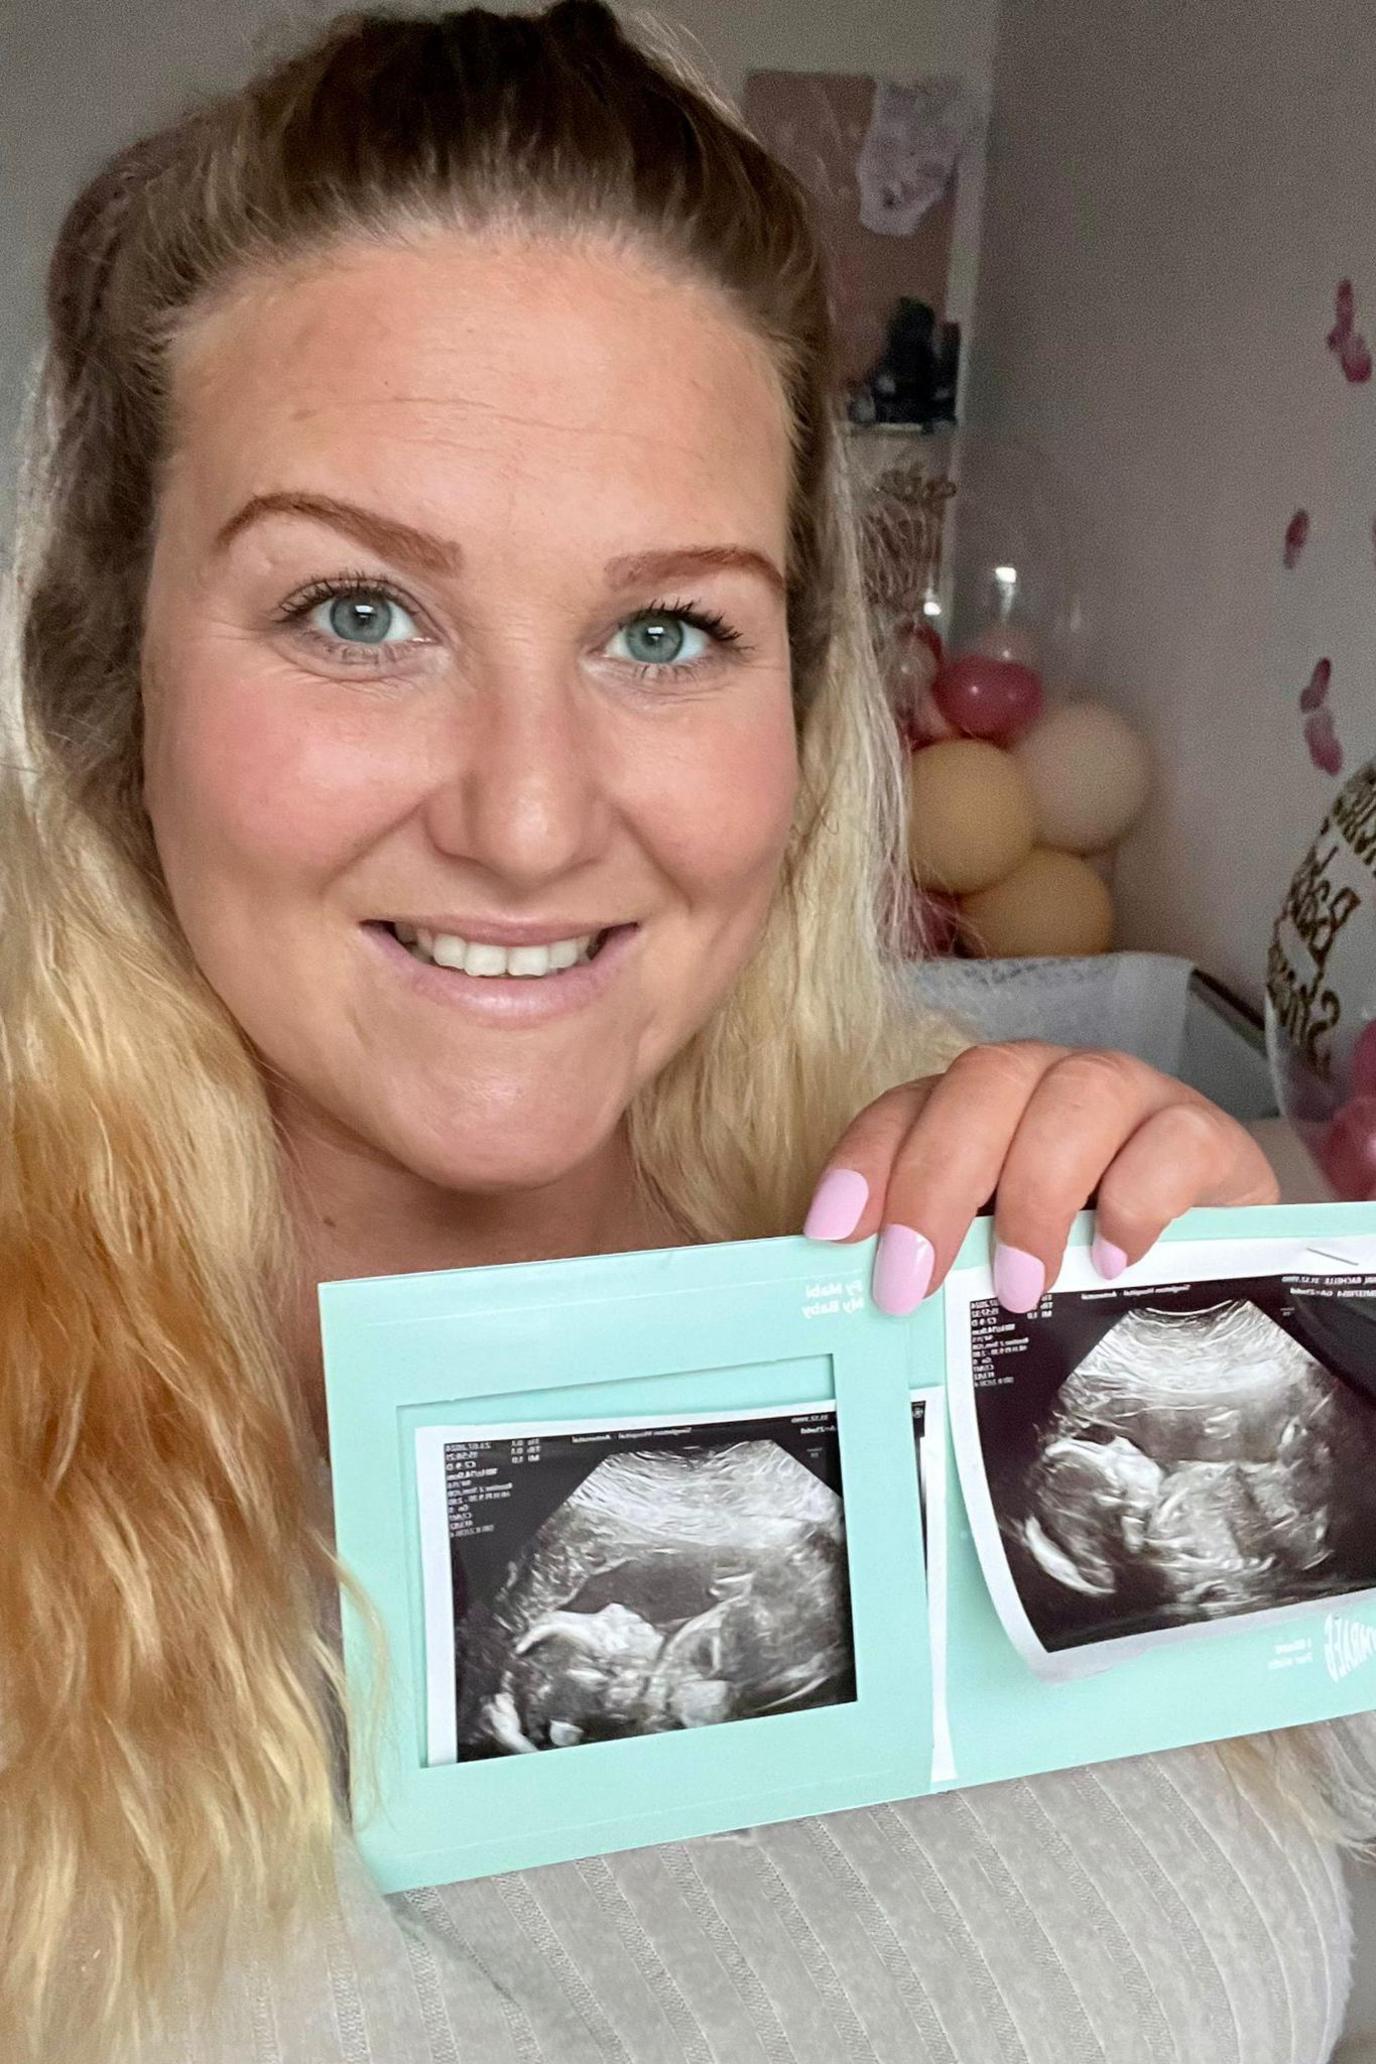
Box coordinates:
[872,1224,935,1315]
[1092,1237,1129,1280]
[993,1243,1046,1314]
[804,1167,869,1241]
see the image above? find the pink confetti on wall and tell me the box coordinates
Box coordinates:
[1305,706,1344,774]
[1300,657,1331,711]
[1283,509,1310,567]
[1328,278,1373,383]
[1297,659,1343,771]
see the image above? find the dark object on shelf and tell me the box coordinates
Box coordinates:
[849,298,961,427]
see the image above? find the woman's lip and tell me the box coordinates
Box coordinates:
[364,919,637,1021]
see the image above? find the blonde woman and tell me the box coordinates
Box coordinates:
[2,5,1367,2059]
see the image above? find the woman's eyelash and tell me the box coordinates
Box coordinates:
[270,573,750,672]
[626,598,746,669]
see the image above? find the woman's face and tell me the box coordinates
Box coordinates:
[141,233,798,1192]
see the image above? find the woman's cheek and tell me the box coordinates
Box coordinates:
[157,676,415,883]
[647,701,798,891]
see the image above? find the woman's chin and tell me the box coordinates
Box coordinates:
[379,1107,626,1200]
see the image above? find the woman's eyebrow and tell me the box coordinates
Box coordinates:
[213,491,463,578]
[213,491,785,595]
[604,546,785,595]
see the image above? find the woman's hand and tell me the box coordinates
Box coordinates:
[802,1042,1281,1315]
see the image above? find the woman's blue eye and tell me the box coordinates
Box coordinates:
[277,581,742,676]
[310,587,418,648]
[609,613,711,669]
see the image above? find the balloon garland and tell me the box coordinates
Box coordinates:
[893,630,1151,959]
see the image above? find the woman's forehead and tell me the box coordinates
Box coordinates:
[164,234,794,548]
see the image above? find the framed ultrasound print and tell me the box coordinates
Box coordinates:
[322,1202,1376,1895]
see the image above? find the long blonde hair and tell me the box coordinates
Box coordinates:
[0,5,1367,2059]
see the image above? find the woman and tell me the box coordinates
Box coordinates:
[1,5,1365,2059]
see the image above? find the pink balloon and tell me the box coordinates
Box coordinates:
[1351,1020,1376,1100]
[933,654,1045,743]
[1316,1094,1376,1199]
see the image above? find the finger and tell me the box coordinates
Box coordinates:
[802,1079,939,1244]
[988,1048,1184,1310]
[866,1043,1070,1311]
[1089,1102,1281,1277]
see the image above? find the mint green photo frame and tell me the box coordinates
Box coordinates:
[322,1202,1376,1896]
[322,1229,939,1893]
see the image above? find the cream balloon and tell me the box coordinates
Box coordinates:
[960,848,1115,958]
[907,741,1037,896]
[1013,702,1150,854]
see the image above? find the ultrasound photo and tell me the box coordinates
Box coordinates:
[421,1406,855,1762]
[963,1272,1376,1666]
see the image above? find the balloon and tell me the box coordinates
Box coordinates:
[970,621,1040,668]
[907,741,1036,895]
[1266,755,1376,1158]
[888,627,957,749]
[940,427,1086,684]
[1013,702,1151,853]
[933,654,1045,744]
[1352,1019,1376,1100]
[960,848,1115,958]
[1316,1096,1376,1200]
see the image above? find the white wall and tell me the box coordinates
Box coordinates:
[971,0,1376,1009]
[0,0,999,537]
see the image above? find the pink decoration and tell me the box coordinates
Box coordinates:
[1351,1020,1376,1101]
[1328,278,1373,383]
[1283,509,1310,568]
[1299,658,1331,712]
[1316,1094,1376,1199]
[1304,705,1344,776]
[932,654,1044,743]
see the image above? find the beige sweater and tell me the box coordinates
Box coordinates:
[141,1721,1366,2064]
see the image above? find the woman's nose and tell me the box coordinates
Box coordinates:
[418,656,614,889]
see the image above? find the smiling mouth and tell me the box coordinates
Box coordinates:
[377,921,619,979]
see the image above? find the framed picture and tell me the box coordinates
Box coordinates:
[323,1203,1376,1894]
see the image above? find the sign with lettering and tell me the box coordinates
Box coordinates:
[1267,756,1376,1116]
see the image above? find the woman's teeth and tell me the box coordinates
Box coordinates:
[392,923,599,977]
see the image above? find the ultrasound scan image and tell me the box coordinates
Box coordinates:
[977,1284,1376,1653]
[446,1417,854,1757]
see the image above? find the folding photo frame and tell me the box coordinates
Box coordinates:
[322,1202,1376,1897]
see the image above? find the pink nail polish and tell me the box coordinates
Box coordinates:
[872,1224,935,1315]
[993,1243,1046,1314]
[804,1167,869,1241]
[1092,1237,1129,1280]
